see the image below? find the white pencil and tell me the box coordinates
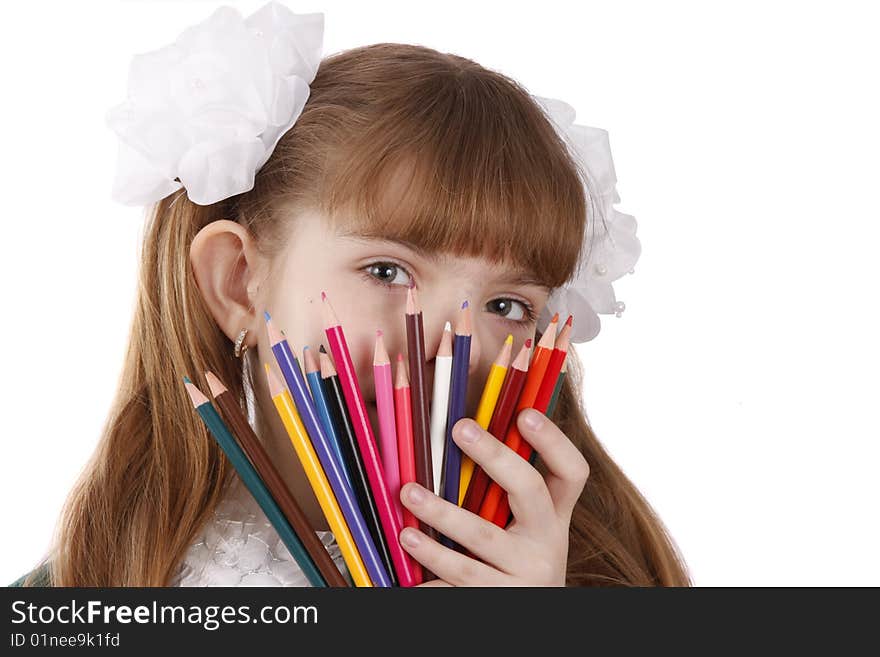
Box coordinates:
[429,321,454,496]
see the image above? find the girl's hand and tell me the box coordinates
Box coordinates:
[398,408,590,586]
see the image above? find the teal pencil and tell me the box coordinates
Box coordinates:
[183,376,327,587]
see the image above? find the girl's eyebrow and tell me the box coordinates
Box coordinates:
[336,231,439,262]
[337,230,551,293]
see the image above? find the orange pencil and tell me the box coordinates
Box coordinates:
[478,313,560,521]
[490,316,573,527]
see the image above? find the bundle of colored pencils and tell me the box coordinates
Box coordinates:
[183,286,572,588]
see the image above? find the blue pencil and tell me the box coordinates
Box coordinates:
[182,376,327,587]
[264,312,395,587]
[303,346,353,490]
[441,301,472,547]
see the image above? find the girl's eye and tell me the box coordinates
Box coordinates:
[362,261,414,288]
[486,298,537,326]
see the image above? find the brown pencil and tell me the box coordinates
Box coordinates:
[405,285,440,547]
[204,370,349,587]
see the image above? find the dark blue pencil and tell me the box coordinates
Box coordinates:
[440,301,472,547]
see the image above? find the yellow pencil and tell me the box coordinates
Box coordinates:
[458,334,513,505]
[264,362,373,587]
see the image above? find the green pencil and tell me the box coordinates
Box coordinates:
[183,376,327,587]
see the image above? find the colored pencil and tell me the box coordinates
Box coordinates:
[263,363,374,587]
[440,302,471,516]
[429,321,453,496]
[317,345,392,587]
[303,346,352,491]
[404,285,439,546]
[203,370,349,587]
[497,356,569,529]
[374,330,403,526]
[494,360,568,528]
[461,339,532,516]
[183,376,327,587]
[265,314,394,587]
[483,315,572,526]
[393,352,423,584]
[459,334,513,505]
[321,291,418,587]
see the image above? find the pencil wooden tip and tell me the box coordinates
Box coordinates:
[205,371,227,398]
[266,315,284,346]
[184,379,209,407]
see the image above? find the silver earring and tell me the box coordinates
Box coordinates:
[233,328,250,358]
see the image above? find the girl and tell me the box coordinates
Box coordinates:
[11,8,689,587]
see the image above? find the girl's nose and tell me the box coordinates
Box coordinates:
[422,298,482,379]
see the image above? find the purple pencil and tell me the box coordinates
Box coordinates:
[440,301,472,537]
[264,311,394,587]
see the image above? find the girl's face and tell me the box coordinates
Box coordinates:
[256,209,551,428]
[227,208,551,528]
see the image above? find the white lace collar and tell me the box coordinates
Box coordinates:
[172,477,347,587]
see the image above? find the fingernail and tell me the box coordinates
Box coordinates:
[457,419,481,443]
[400,528,421,548]
[406,483,427,504]
[522,408,544,431]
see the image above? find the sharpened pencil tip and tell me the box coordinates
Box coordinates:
[319,344,327,353]
[443,320,452,332]
[397,352,404,361]
[565,314,573,326]
[462,300,469,309]
[505,334,513,344]
[263,310,271,321]
[376,329,383,338]
[525,338,532,348]
[183,375,192,384]
[321,291,327,301]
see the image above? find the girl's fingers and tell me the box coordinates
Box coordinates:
[515,408,590,521]
[451,418,556,533]
[398,526,510,586]
[399,482,525,574]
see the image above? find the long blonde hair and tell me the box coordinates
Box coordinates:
[25,43,690,586]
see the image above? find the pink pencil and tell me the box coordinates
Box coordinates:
[321,291,417,587]
[373,330,403,526]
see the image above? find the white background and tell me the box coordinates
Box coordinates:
[1,0,877,586]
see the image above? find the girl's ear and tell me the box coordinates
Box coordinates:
[189,219,267,348]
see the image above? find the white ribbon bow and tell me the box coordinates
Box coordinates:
[106,2,323,206]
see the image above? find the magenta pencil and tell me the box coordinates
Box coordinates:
[321,291,417,587]
[373,330,403,526]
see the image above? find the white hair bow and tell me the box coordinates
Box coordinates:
[532,96,642,343]
[106,2,323,206]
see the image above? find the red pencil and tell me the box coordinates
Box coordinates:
[490,316,573,527]
[394,352,423,584]
[461,339,532,516]
[478,313,560,521]
[321,291,417,587]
